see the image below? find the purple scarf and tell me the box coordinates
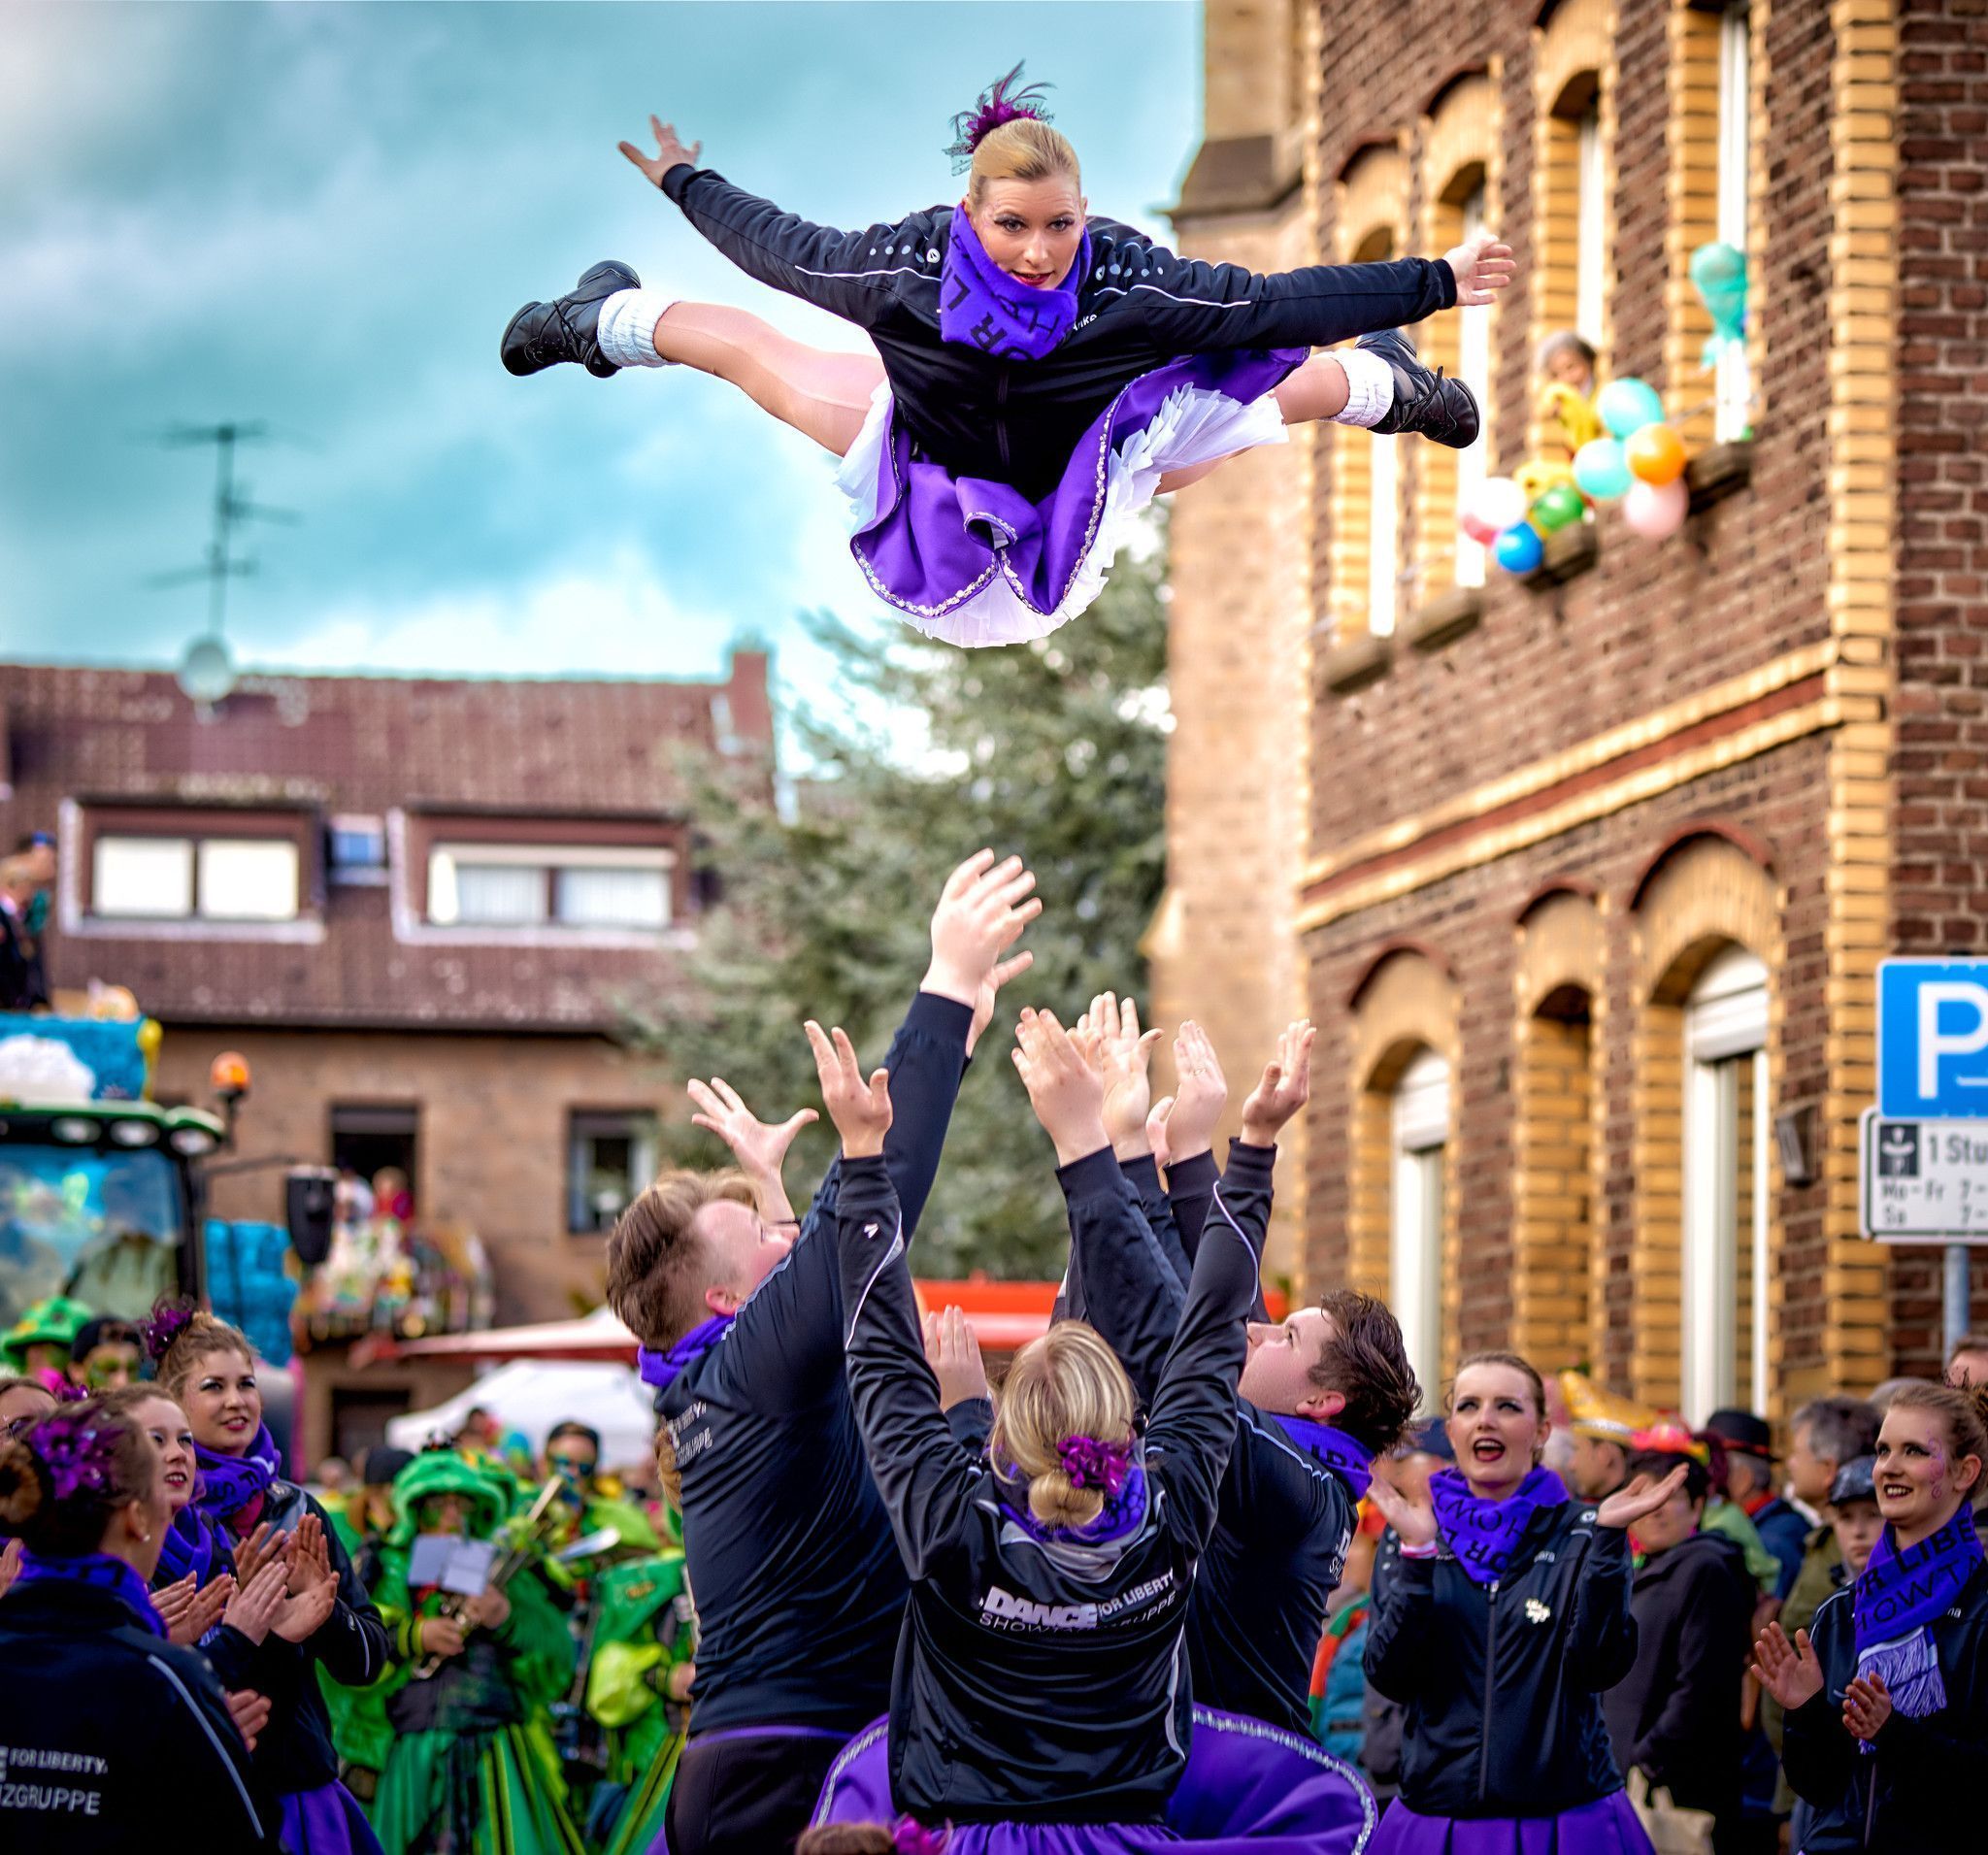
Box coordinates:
[996,1462,1150,1547]
[15,1549,166,1638]
[1430,1465,1569,1586]
[939,205,1089,363]
[638,1313,735,1395]
[1270,1415,1375,1501]
[193,1422,282,1526]
[1851,1503,1984,1724]
[154,1504,223,1588]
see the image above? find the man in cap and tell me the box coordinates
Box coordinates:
[1703,1407,1806,1598]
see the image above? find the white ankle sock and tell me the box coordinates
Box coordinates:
[596,288,679,369]
[1331,347,1396,428]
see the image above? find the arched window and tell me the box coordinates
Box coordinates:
[1392,1048,1451,1406]
[1683,944,1770,1418]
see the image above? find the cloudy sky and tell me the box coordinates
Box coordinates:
[0,2,1201,698]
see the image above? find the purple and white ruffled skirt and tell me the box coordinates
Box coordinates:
[1369,1791,1657,1855]
[838,349,1306,647]
[810,1705,1377,1852]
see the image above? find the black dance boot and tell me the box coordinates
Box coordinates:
[1356,329,1480,450]
[502,260,641,379]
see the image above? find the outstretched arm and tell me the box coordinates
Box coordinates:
[1127,232,1512,354]
[811,1023,977,1581]
[622,116,930,331]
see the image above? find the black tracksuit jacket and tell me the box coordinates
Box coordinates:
[0,1579,281,1853]
[1366,1498,1640,1818]
[656,990,972,1738]
[660,167,1460,503]
[835,1146,1270,1823]
[1783,1558,1988,1849]
[1058,1142,1358,1738]
[1601,1528,1756,1831]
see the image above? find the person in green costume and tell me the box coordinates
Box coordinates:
[370,1449,585,1855]
[543,1422,661,1558]
[319,1445,415,1805]
[583,1549,697,1855]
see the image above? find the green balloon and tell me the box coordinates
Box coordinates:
[1532,483,1587,533]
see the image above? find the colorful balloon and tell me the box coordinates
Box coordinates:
[1625,422,1687,487]
[1597,377,1667,439]
[1531,483,1587,533]
[1622,477,1689,540]
[1460,509,1503,546]
[1573,437,1633,502]
[1470,477,1530,537]
[1494,522,1546,574]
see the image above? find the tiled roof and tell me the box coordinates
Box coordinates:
[1,656,772,1031]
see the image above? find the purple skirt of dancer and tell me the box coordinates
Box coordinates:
[1369,1791,1657,1855]
[838,348,1306,647]
[810,1706,1377,1852]
[280,1779,386,1855]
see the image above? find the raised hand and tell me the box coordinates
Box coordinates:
[923,1306,990,1410]
[967,951,1035,1058]
[1011,1007,1110,1167]
[165,1573,234,1647]
[1441,229,1517,308]
[1844,1671,1892,1742]
[1240,1020,1314,1147]
[224,1689,271,1754]
[688,1077,815,1222]
[272,1570,339,1643]
[223,1561,291,1646]
[1087,992,1165,1159]
[285,1511,332,1593]
[229,1521,286,1589]
[1165,1020,1230,1164]
[618,116,702,188]
[1751,1621,1825,1711]
[1595,1464,1688,1533]
[1367,1467,1439,1549]
[923,850,1042,1010]
[804,1021,893,1160]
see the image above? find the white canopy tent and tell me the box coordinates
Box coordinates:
[383,1357,657,1470]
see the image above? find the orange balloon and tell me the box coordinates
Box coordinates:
[1625,422,1686,487]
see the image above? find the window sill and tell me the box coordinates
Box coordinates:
[1319,630,1394,696]
[1524,520,1599,588]
[1685,440,1753,512]
[1403,587,1484,653]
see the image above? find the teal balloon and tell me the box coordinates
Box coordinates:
[1573,437,1633,502]
[1597,377,1666,439]
[1690,240,1748,353]
[1532,483,1587,533]
[1494,522,1545,574]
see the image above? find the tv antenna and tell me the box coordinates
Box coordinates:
[147,420,300,704]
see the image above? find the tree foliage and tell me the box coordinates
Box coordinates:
[619,534,1170,1277]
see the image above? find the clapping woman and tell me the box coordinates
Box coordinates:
[1363,1352,1686,1854]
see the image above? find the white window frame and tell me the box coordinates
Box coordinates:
[1455,184,1491,589]
[426,844,676,930]
[195,839,300,923]
[1682,945,1770,1422]
[568,1110,660,1233]
[1575,106,1606,348]
[1714,1,1753,441]
[1391,1049,1450,1408]
[91,836,194,919]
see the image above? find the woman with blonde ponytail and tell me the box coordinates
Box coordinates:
[798,1010,1371,1851]
[506,64,1512,649]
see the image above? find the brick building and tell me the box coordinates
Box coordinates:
[0,653,771,1448]
[1157,0,1988,1418]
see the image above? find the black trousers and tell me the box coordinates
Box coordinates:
[663,1728,847,1855]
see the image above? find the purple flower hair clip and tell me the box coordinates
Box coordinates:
[32,1412,118,1503]
[1057,1434,1131,1495]
[944,62,1055,174]
[140,1301,195,1364]
[894,1818,951,1855]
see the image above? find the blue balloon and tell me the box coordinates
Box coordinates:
[1494,521,1545,575]
[1573,437,1634,503]
[1597,377,1667,439]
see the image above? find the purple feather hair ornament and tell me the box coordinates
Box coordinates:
[893,1818,952,1855]
[944,62,1055,174]
[31,1411,119,1503]
[140,1300,195,1364]
[1057,1434,1131,1495]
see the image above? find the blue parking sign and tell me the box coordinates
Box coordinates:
[1879,959,1988,1116]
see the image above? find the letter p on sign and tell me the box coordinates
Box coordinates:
[1879,961,1988,1116]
